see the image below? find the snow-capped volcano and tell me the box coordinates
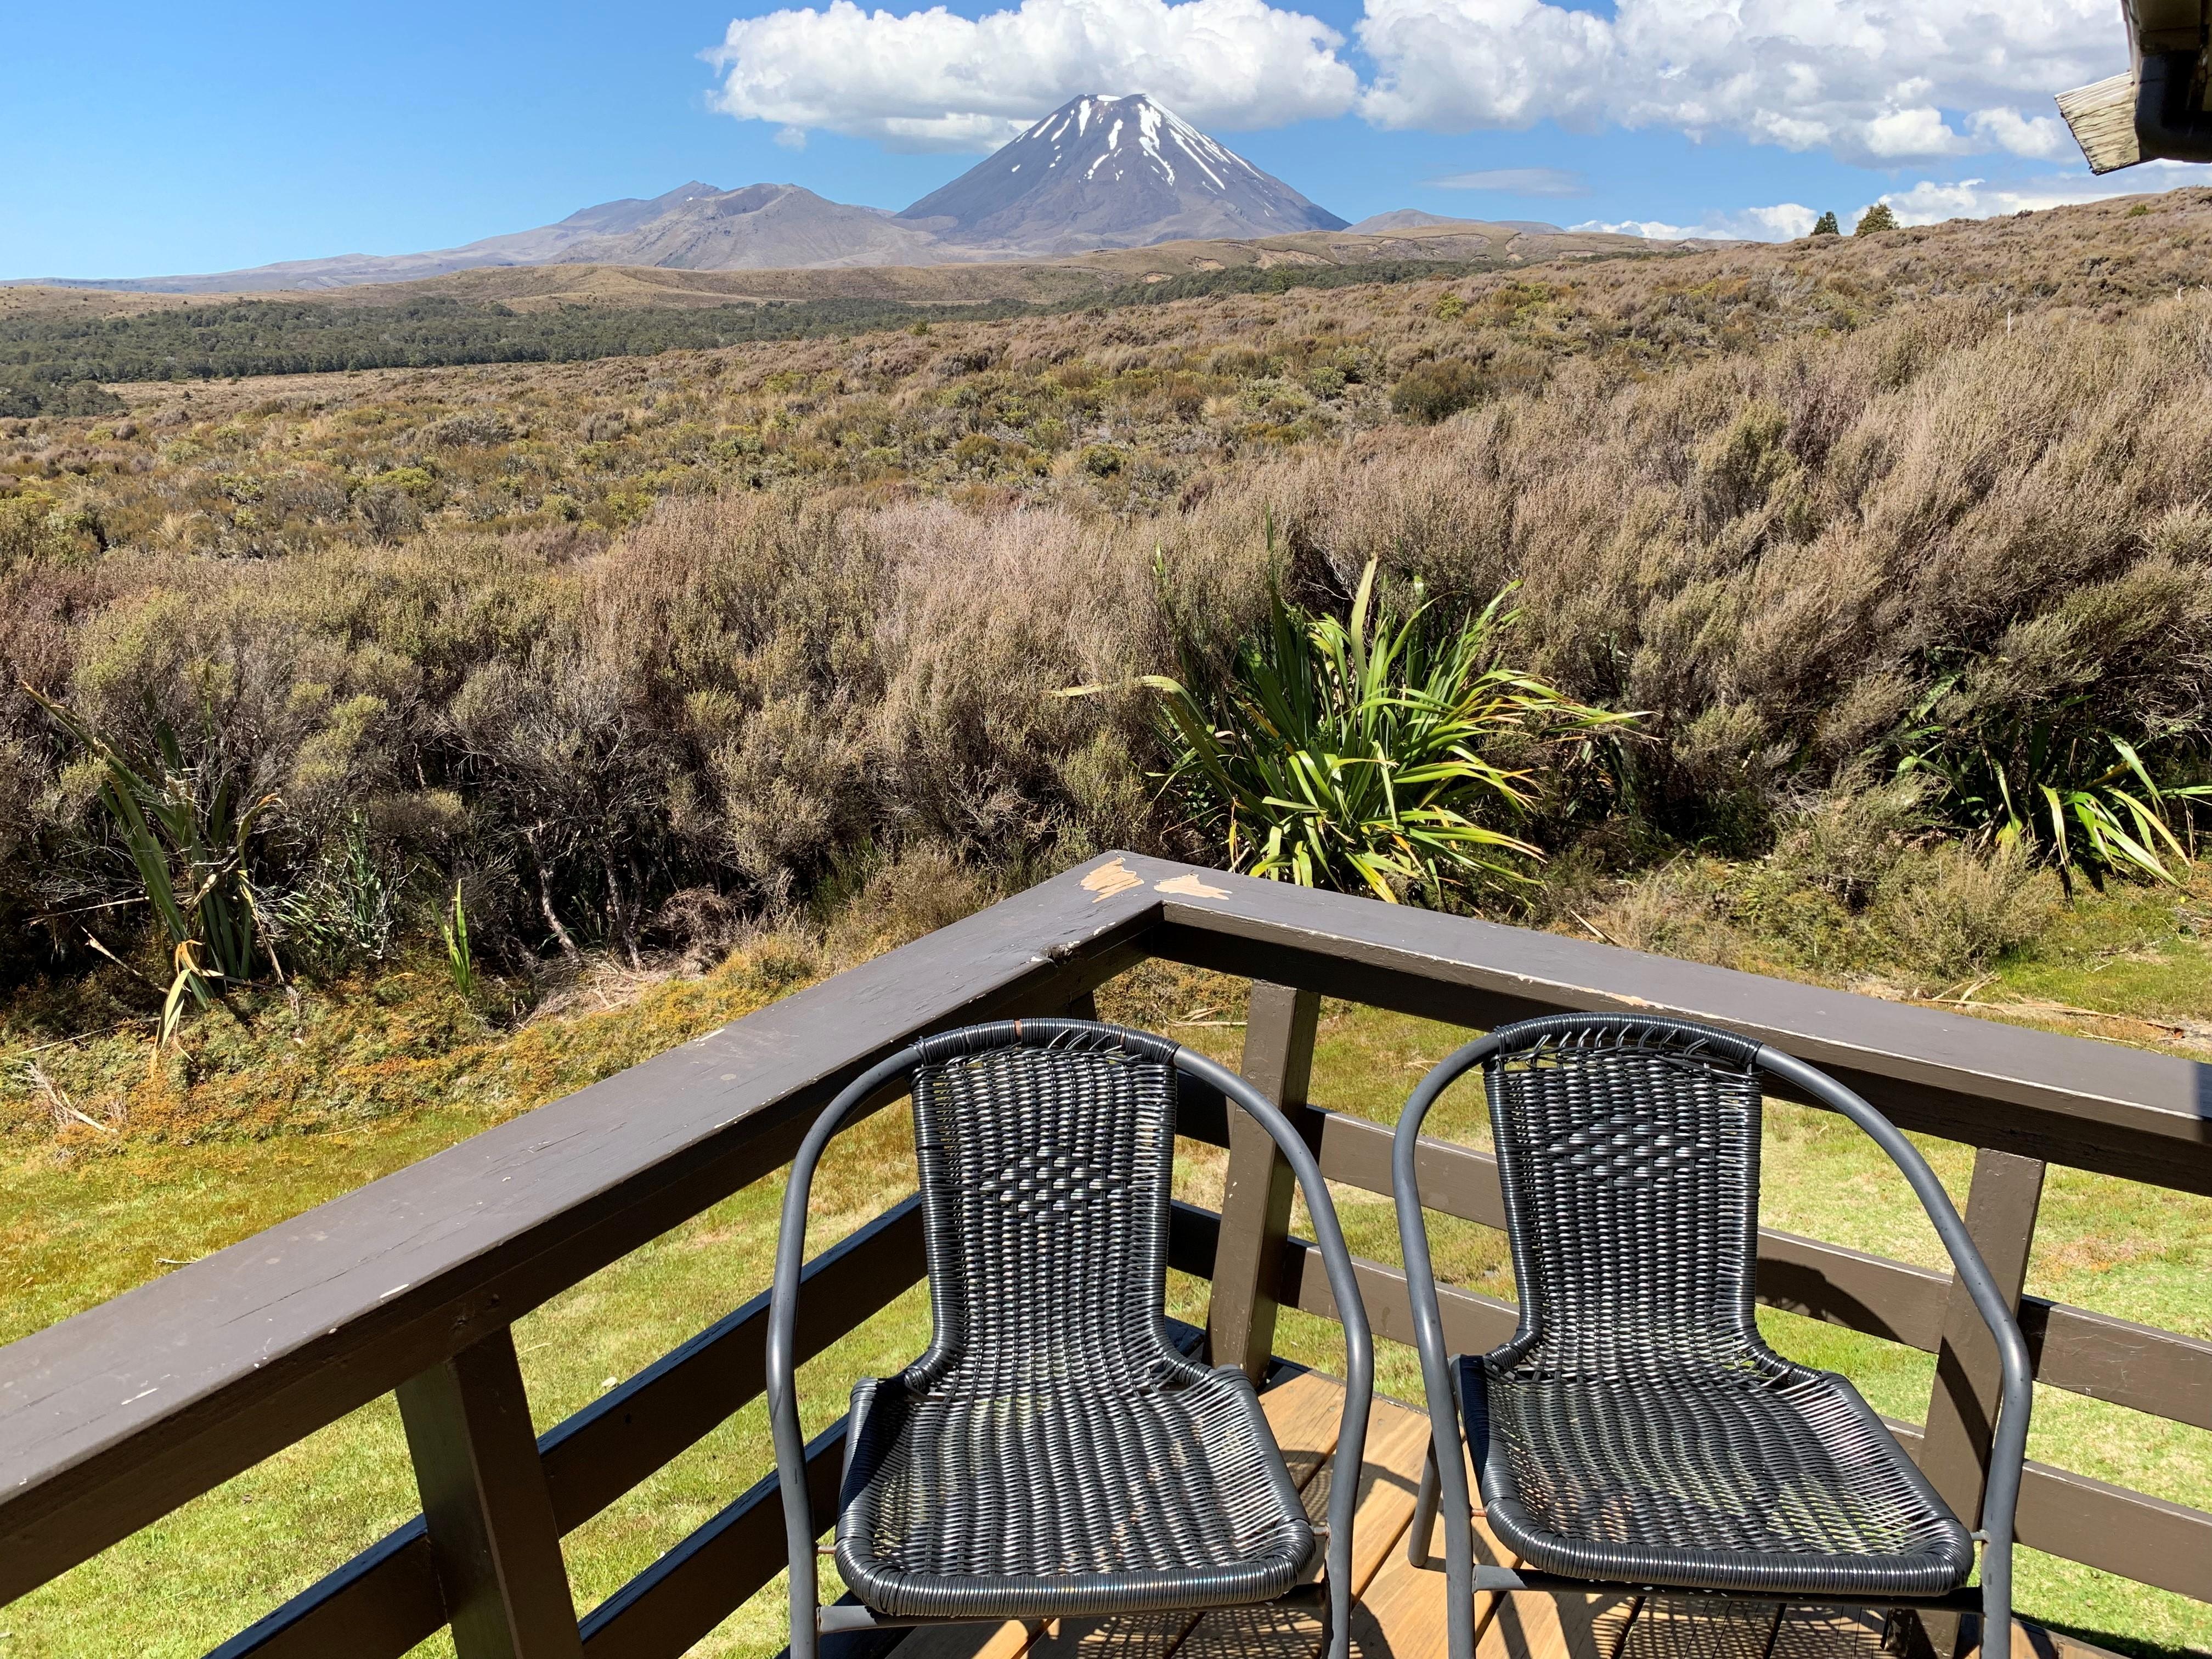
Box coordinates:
[899,94,1346,253]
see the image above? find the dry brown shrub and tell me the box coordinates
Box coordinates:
[10,207,2212,995]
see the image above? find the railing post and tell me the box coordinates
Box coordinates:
[1206,981,1321,1381]
[397,1327,584,1659]
[1914,1148,2045,1658]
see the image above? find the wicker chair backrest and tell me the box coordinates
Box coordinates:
[902,1024,1205,1395]
[1482,1014,1771,1379]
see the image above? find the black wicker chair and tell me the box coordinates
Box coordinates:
[769,1019,1374,1659]
[1392,1014,2031,1659]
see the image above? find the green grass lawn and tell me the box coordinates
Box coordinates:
[1,894,2208,1657]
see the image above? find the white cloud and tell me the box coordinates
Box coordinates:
[1574,201,1818,241]
[1875,168,2194,223]
[774,125,809,149]
[706,0,1358,151]
[1576,172,2190,248]
[1426,166,1587,196]
[1965,107,2070,158]
[1861,107,1968,159]
[1356,0,2116,165]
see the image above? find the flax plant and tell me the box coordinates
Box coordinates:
[27,686,278,1023]
[441,878,476,1000]
[1071,560,1628,904]
[1896,686,2210,889]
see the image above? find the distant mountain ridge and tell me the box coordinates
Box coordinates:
[19,181,952,295]
[1347,210,1565,234]
[9,94,1370,292]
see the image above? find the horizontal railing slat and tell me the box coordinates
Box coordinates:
[2021,1301,2212,1434]
[209,1199,928,1659]
[1756,1229,1947,1348]
[207,1524,442,1659]
[0,861,1159,1605]
[1271,1219,1520,1356]
[1135,854,2212,1193]
[1885,1420,2212,1603]
[1312,1108,1505,1228]
[579,1419,847,1659]
[543,1198,924,1533]
[1312,1089,2212,1429]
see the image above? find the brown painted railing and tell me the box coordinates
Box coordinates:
[0,851,2205,1658]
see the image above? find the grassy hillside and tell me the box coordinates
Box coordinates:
[0,218,1657,318]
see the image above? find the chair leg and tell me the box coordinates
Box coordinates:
[1409,1443,1440,1567]
[1758,1601,1788,1659]
[1607,1594,1646,1659]
[1326,1537,1352,1659]
[1884,1609,1939,1659]
[1442,1489,1476,1659]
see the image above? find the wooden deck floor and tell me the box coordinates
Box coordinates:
[890,1370,2105,1659]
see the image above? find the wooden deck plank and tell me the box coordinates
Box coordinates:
[890,1621,1049,1659]
[1473,1583,1631,1659]
[1261,1369,1363,1493]
[1169,1398,1432,1659]
[1353,1442,1507,1659]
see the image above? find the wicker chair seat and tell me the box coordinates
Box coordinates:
[1464,1355,1973,1596]
[837,1364,1314,1618]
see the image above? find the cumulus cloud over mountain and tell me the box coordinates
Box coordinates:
[710,0,2112,168]
[706,0,1358,151]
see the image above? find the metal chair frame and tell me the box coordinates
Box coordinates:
[770,1018,1374,1659]
[1393,1013,2032,1659]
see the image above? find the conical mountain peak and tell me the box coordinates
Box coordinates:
[900,93,1346,252]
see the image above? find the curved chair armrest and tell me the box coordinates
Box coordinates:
[1757,1046,2034,1651]
[768,1044,927,1659]
[1392,1034,1505,1659]
[1175,1046,1375,1659]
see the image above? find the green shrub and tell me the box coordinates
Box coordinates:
[262,815,398,975]
[1766,780,1931,910]
[1870,844,2051,980]
[1390,358,1483,423]
[1595,804,2051,984]
[439,878,475,999]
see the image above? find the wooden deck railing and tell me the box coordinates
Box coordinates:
[0,851,2205,1658]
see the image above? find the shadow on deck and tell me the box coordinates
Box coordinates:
[892,1370,2118,1659]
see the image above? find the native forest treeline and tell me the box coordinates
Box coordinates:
[0,259,1528,416]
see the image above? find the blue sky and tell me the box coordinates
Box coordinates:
[0,0,2166,281]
